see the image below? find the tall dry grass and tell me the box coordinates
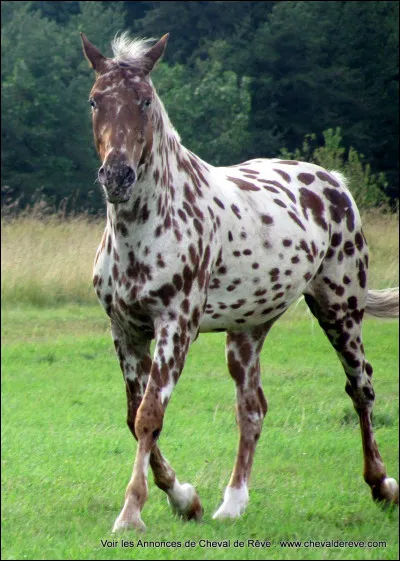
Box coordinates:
[1,210,398,307]
[1,213,104,306]
[361,209,399,289]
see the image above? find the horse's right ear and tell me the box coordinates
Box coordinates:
[80,33,108,74]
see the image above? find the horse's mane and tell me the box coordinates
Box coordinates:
[111,32,156,69]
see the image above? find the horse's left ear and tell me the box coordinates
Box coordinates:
[143,33,169,74]
[80,33,108,74]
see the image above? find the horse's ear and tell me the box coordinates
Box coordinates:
[80,33,108,74]
[143,33,169,74]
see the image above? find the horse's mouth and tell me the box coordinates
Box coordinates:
[103,184,133,204]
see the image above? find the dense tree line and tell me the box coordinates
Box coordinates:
[1,1,398,213]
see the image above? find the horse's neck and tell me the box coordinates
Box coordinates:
[106,129,210,251]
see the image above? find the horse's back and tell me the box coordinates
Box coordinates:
[200,158,363,332]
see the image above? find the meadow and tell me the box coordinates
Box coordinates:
[1,211,399,560]
[1,209,399,307]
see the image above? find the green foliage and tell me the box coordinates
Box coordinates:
[1,1,398,212]
[280,128,390,209]
[160,0,398,201]
[153,57,251,166]
[1,1,126,211]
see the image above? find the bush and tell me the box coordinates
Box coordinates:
[280,127,390,209]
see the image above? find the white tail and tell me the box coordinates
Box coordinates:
[366,288,399,318]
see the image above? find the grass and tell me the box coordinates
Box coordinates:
[1,210,398,307]
[1,304,398,560]
[1,209,398,558]
[1,214,103,306]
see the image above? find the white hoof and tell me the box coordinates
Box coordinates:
[167,482,203,521]
[213,485,249,519]
[112,513,146,533]
[380,478,399,504]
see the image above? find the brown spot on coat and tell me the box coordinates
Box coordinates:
[213,197,225,209]
[227,351,245,385]
[355,232,364,251]
[298,173,315,185]
[316,171,340,187]
[231,204,241,219]
[331,233,342,247]
[274,169,291,183]
[288,211,306,231]
[324,188,352,225]
[227,176,261,191]
[150,283,176,306]
[299,188,327,230]
[261,214,273,225]
[344,241,355,256]
[258,179,283,189]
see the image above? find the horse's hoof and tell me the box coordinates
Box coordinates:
[213,485,249,519]
[373,477,399,506]
[168,483,203,521]
[112,514,146,533]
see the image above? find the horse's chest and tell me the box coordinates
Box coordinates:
[93,237,203,334]
[93,241,153,330]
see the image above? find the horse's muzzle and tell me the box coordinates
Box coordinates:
[98,163,136,204]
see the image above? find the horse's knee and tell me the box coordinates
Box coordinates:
[125,378,145,439]
[345,375,375,414]
[135,396,164,442]
[127,416,137,438]
[257,386,268,417]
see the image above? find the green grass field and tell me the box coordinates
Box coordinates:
[1,212,398,559]
[2,303,398,560]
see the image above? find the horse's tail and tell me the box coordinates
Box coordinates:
[366,288,399,318]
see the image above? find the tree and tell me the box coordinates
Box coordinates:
[153,56,252,166]
[131,1,276,66]
[1,1,398,211]
[248,1,398,199]
[1,1,126,212]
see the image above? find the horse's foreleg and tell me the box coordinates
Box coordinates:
[214,323,274,519]
[112,320,202,532]
[110,329,151,532]
[150,446,203,521]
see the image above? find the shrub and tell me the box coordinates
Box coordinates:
[280,127,390,209]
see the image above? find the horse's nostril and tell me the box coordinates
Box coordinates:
[99,164,135,187]
[120,166,135,184]
[126,166,136,184]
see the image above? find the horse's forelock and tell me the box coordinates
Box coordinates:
[111,32,156,69]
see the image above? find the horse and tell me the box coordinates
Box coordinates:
[80,32,399,532]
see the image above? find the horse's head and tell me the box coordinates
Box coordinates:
[81,33,168,204]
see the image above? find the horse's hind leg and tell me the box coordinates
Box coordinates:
[214,321,277,519]
[304,273,399,505]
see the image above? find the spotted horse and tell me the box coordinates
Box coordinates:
[81,32,399,532]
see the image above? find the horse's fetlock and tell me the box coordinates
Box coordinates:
[152,428,161,440]
[363,384,375,402]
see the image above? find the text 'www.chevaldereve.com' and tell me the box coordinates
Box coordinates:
[100,538,387,549]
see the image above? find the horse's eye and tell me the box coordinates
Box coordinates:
[143,99,152,109]
[89,98,97,109]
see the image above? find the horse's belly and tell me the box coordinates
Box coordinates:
[200,237,324,332]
